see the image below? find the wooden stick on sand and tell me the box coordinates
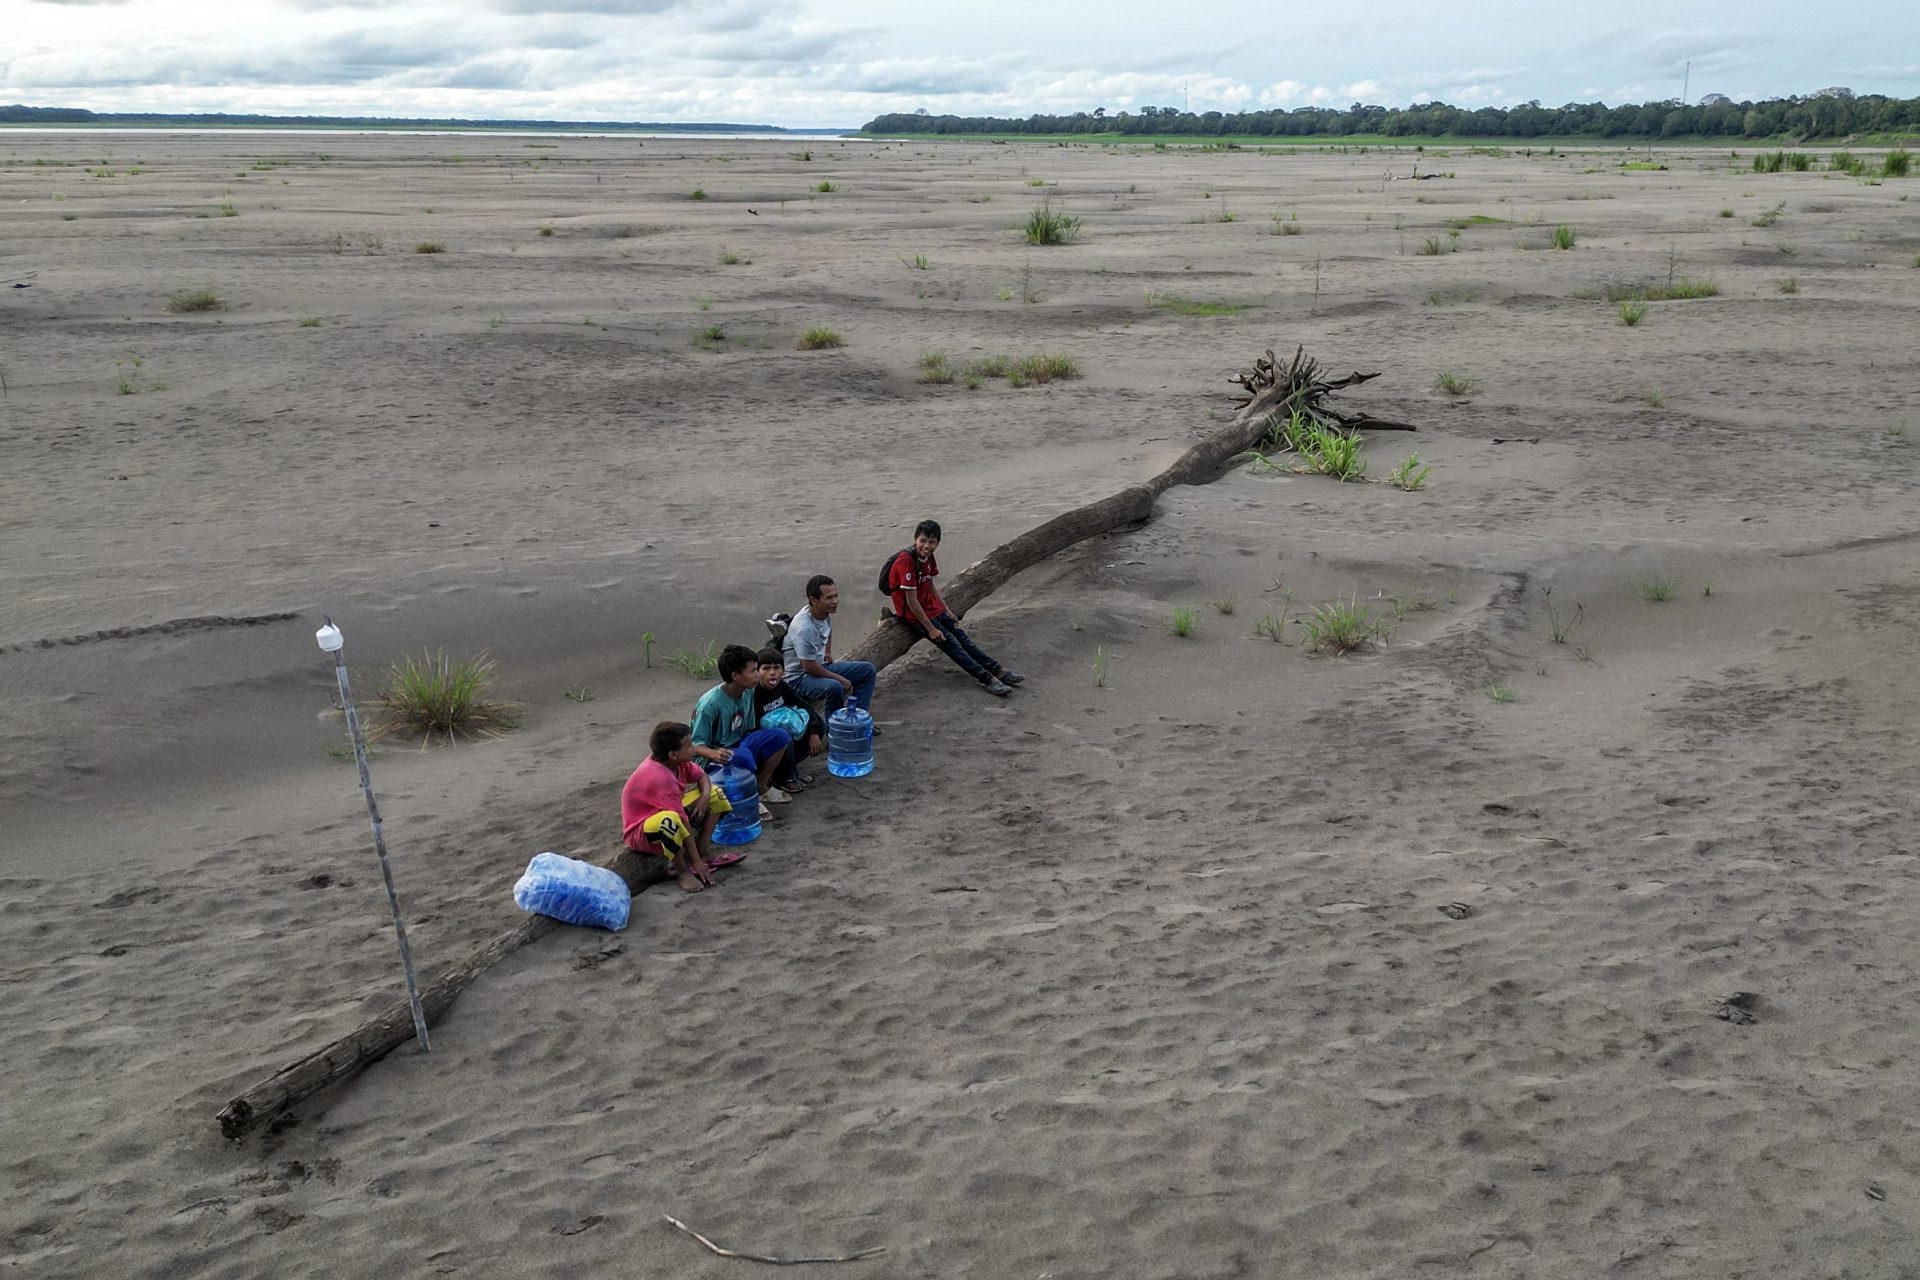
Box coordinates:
[663,1214,887,1265]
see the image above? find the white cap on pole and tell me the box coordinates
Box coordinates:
[316,619,344,652]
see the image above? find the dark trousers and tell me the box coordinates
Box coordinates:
[907,611,1002,684]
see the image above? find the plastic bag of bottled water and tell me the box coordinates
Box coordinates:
[512,852,631,931]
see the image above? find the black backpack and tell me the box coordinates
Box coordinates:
[877,548,912,595]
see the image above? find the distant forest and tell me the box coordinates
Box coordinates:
[0,104,792,133]
[864,92,1920,140]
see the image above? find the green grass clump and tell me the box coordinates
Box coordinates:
[689,187,707,200]
[1024,201,1081,245]
[414,241,445,254]
[165,288,224,313]
[1432,369,1477,396]
[1618,300,1647,326]
[1751,204,1783,227]
[815,180,837,193]
[968,354,1012,379]
[298,315,322,328]
[538,224,555,237]
[1573,278,1720,303]
[668,642,719,678]
[1168,605,1199,637]
[1387,453,1430,490]
[1548,224,1577,250]
[1424,289,1478,306]
[1013,353,1079,384]
[903,252,932,270]
[1719,208,1735,218]
[1417,235,1453,255]
[1637,575,1677,602]
[1269,409,1366,481]
[719,246,746,264]
[1776,276,1799,294]
[1145,290,1252,317]
[217,201,238,218]
[917,352,955,384]
[1303,596,1386,655]
[372,651,516,742]
[1483,685,1516,702]
[795,326,845,350]
[1447,214,1506,228]
[1884,149,1911,178]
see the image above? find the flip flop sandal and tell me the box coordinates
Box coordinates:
[705,851,747,871]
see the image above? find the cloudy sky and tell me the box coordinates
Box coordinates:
[5,0,1914,127]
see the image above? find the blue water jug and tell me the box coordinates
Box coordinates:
[710,764,762,845]
[827,697,875,778]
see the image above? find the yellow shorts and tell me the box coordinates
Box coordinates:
[637,786,732,861]
[686,783,732,817]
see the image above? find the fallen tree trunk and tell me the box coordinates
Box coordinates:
[216,852,667,1139]
[215,345,1409,1139]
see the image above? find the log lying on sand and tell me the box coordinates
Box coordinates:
[214,344,1410,1140]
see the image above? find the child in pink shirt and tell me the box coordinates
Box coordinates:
[621,721,733,892]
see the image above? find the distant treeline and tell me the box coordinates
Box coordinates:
[864,93,1920,141]
[0,104,794,133]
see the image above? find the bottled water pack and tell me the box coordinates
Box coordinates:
[512,851,631,931]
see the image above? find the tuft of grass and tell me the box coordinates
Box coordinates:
[815,180,837,193]
[1548,224,1577,250]
[795,326,845,350]
[689,187,707,200]
[1751,204,1783,227]
[1883,149,1911,178]
[298,315,322,328]
[372,651,516,742]
[968,354,1012,378]
[1637,575,1677,603]
[1269,409,1367,481]
[1424,288,1478,306]
[1147,290,1253,317]
[1023,201,1081,246]
[903,252,933,270]
[1573,278,1719,303]
[1483,685,1516,703]
[1887,421,1908,443]
[1719,208,1735,218]
[1416,235,1453,255]
[414,241,445,254]
[719,246,746,264]
[1432,370,1477,396]
[1213,595,1238,615]
[1644,387,1665,408]
[165,288,225,313]
[1542,586,1582,644]
[640,631,655,667]
[917,352,955,385]
[538,225,555,237]
[217,201,239,218]
[1387,453,1430,490]
[1013,353,1079,383]
[1169,605,1199,637]
[563,683,594,703]
[962,372,983,390]
[1303,596,1386,655]
[668,642,719,678]
[1092,646,1111,687]
[1617,300,1647,326]
[1776,275,1799,294]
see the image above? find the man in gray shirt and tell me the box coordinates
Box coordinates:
[782,575,877,718]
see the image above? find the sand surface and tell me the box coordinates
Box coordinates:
[4,133,1920,1277]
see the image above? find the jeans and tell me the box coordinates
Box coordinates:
[712,727,789,778]
[907,611,1002,684]
[787,661,877,715]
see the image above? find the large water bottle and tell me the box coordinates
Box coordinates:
[827,697,875,778]
[709,764,762,845]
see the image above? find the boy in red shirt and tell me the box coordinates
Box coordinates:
[886,519,1026,697]
[621,721,737,893]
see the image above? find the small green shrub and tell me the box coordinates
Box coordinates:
[719,247,744,264]
[414,241,445,254]
[538,225,555,237]
[903,253,932,270]
[1169,605,1199,637]
[1618,300,1647,326]
[1776,276,1799,294]
[1013,353,1079,383]
[1637,575,1677,602]
[165,288,225,313]
[217,201,238,218]
[668,642,719,678]
[1884,149,1911,178]
[1303,596,1386,655]
[815,180,837,193]
[1387,453,1430,490]
[298,315,322,328]
[1719,208,1735,218]
[689,187,707,200]
[1483,685,1516,703]
[373,651,516,742]
[795,326,845,350]
[1432,370,1477,396]
[1024,201,1081,245]
[1549,224,1577,250]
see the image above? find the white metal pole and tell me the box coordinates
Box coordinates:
[317,618,431,1052]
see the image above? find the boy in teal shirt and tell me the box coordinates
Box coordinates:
[691,644,792,806]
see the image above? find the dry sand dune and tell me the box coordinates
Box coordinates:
[3,134,1919,1277]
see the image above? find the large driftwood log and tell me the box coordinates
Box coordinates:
[215,345,1410,1139]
